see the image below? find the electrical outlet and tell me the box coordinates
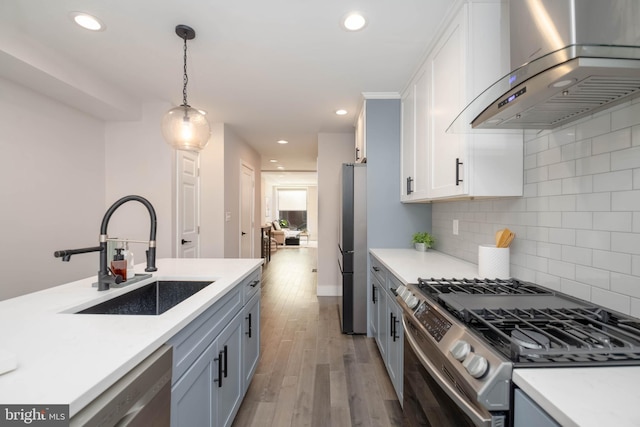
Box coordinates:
[453,219,459,235]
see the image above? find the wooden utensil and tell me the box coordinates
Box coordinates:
[495,229,504,247]
[503,231,515,247]
[497,228,511,248]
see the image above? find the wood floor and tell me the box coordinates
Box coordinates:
[232,246,402,427]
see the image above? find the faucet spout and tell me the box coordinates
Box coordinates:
[98,195,158,291]
[54,195,158,292]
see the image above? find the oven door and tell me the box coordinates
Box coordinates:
[403,317,498,427]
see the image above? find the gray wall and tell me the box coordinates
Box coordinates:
[366,98,432,249]
[432,100,640,317]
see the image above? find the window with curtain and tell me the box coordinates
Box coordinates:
[277,189,307,230]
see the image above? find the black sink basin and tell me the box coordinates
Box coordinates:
[77,280,214,315]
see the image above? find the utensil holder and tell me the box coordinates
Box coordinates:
[478,245,510,279]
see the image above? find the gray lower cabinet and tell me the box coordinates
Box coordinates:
[242,291,260,393]
[168,268,261,427]
[514,389,560,427]
[370,254,403,403]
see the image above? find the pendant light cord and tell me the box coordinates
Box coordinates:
[182,35,189,107]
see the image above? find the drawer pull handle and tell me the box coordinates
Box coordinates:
[249,280,259,288]
[245,313,252,338]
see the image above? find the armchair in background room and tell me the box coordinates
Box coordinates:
[271,221,285,245]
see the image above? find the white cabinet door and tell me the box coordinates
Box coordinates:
[215,315,244,427]
[428,8,466,199]
[171,342,215,427]
[401,66,430,202]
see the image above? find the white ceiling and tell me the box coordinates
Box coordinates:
[0,0,452,171]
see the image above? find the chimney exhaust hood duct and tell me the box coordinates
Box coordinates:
[449,0,640,132]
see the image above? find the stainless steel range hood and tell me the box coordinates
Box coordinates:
[449,0,640,132]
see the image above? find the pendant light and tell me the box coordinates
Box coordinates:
[161,25,210,151]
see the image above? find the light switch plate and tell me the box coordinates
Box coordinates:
[225,212,231,222]
[453,219,459,235]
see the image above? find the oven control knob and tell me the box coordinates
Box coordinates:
[463,353,488,378]
[449,340,471,361]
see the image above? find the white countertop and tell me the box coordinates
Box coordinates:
[370,248,640,427]
[0,258,263,416]
[369,248,480,284]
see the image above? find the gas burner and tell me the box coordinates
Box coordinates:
[511,329,550,350]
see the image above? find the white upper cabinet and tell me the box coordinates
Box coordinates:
[402,0,523,202]
[401,65,430,201]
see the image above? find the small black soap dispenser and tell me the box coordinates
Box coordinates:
[111,248,127,281]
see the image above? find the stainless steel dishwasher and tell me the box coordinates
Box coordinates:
[70,345,172,427]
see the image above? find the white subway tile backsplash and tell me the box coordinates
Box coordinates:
[593,170,632,192]
[612,190,640,211]
[549,161,576,179]
[526,166,549,184]
[576,192,611,212]
[591,288,630,314]
[593,212,632,232]
[548,259,576,279]
[593,250,631,274]
[575,153,610,176]
[611,273,640,298]
[537,147,562,166]
[611,146,640,171]
[537,242,562,259]
[560,279,591,301]
[592,128,631,154]
[548,228,576,245]
[612,102,640,130]
[611,232,640,255]
[561,140,592,161]
[538,212,562,227]
[561,212,593,229]
[430,102,640,316]
[576,113,611,140]
[562,245,592,266]
[576,230,611,250]
[525,134,549,155]
[562,176,593,194]
[538,180,562,196]
[575,265,610,289]
[549,126,577,147]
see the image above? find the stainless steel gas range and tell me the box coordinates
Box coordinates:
[396,278,640,427]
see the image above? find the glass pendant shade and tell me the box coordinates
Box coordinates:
[161,105,210,151]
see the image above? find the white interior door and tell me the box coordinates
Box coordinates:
[177,150,200,258]
[240,163,254,258]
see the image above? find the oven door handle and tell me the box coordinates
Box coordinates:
[403,317,493,427]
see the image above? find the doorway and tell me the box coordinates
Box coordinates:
[176,150,200,258]
[240,162,255,257]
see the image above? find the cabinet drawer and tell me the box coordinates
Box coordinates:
[388,274,403,295]
[370,256,386,285]
[243,269,261,305]
[168,287,242,383]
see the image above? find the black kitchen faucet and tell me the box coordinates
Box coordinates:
[54,195,157,291]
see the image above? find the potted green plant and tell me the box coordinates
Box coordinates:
[412,232,435,252]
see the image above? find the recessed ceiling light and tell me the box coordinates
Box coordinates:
[277,166,285,170]
[342,12,367,31]
[270,159,277,163]
[336,109,348,116]
[277,140,288,144]
[70,12,105,31]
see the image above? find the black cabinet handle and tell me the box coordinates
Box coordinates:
[373,266,380,272]
[406,176,414,195]
[223,345,228,378]
[246,313,252,338]
[390,313,394,338]
[456,158,463,186]
[214,353,223,388]
[392,314,400,342]
[371,284,377,303]
[249,280,259,288]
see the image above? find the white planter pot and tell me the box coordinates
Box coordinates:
[414,243,427,252]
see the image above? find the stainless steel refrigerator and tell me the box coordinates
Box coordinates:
[338,163,367,334]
